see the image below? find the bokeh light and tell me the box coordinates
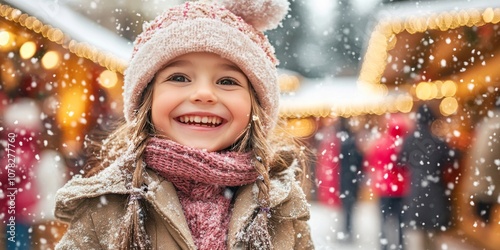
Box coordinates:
[41,50,60,69]
[98,70,118,88]
[439,97,458,116]
[20,41,37,59]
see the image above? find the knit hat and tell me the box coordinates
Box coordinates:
[123,0,290,132]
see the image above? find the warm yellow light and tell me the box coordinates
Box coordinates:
[278,74,300,93]
[434,81,444,99]
[377,84,388,96]
[416,82,432,100]
[285,118,317,138]
[41,51,60,69]
[429,82,439,99]
[396,95,413,113]
[443,12,453,29]
[19,41,37,59]
[0,31,9,46]
[483,8,495,23]
[441,80,457,97]
[98,70,118,88]
[57,85,86,128]
[0,31,11,46]
[439,97,458,116]
[1,60,18,91]
[0,31,15,49]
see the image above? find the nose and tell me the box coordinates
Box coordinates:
[189,80,218,104]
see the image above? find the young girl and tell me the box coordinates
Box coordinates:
[54,0,314,249]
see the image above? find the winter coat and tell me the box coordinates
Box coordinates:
[54,161,314,249]
[366,121,410,198]
[315,127,341,206]
[339,132,364,206]
[399,105,453,230]
[465,109,500,204]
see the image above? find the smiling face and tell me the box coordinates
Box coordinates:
[151,52,252,151]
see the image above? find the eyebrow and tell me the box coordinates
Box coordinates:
[163,60,191,68]
[163,59,245,75]
[219,63,245,74]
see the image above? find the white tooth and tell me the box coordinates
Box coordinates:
[189,116,194,122]
[202,117,208,123]
[194,116,201,123]
[179,116,184,122]
[216,117,222,124]
[207,117,212,124]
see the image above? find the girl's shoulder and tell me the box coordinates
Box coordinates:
[54,160,129,223]
[54,193,128,249]
[268,165,310,219]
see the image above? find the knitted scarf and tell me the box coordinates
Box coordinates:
[144,137,259,250]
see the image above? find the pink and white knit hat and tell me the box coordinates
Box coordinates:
[123,0,290,131]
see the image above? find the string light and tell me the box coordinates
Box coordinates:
[278,74,301,93]
[358,7,500,93]
[0,3,127,74]
[358,6,500,116]
[441,80,457,97]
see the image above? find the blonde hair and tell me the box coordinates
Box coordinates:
[84,81,309,249]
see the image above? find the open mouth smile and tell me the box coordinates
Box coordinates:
[177,115,224,127]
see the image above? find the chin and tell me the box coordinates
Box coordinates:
[184,142,221,152]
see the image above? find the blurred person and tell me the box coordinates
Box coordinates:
[31,150,68,249]
[337,117,364,242]
[366,114,410,250]
[399,104,454,250]
[315,117,364,242]
[315,117,342,207]
[461,96,500,244]
[1,98,42,250]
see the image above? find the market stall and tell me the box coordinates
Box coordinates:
[357,1,500,248]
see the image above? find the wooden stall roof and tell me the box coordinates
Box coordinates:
[358,0,500,105]
[0,2,129,74]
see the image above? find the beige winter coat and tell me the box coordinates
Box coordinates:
[54,161,314,249]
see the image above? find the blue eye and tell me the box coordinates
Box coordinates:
[167,74,189,82]
[217,78,238,86]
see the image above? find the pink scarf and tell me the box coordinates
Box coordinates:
[144,137,259,250]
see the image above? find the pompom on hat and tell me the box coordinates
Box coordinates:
[123,0,290,131]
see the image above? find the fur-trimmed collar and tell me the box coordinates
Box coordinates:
[54,156,309,224]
